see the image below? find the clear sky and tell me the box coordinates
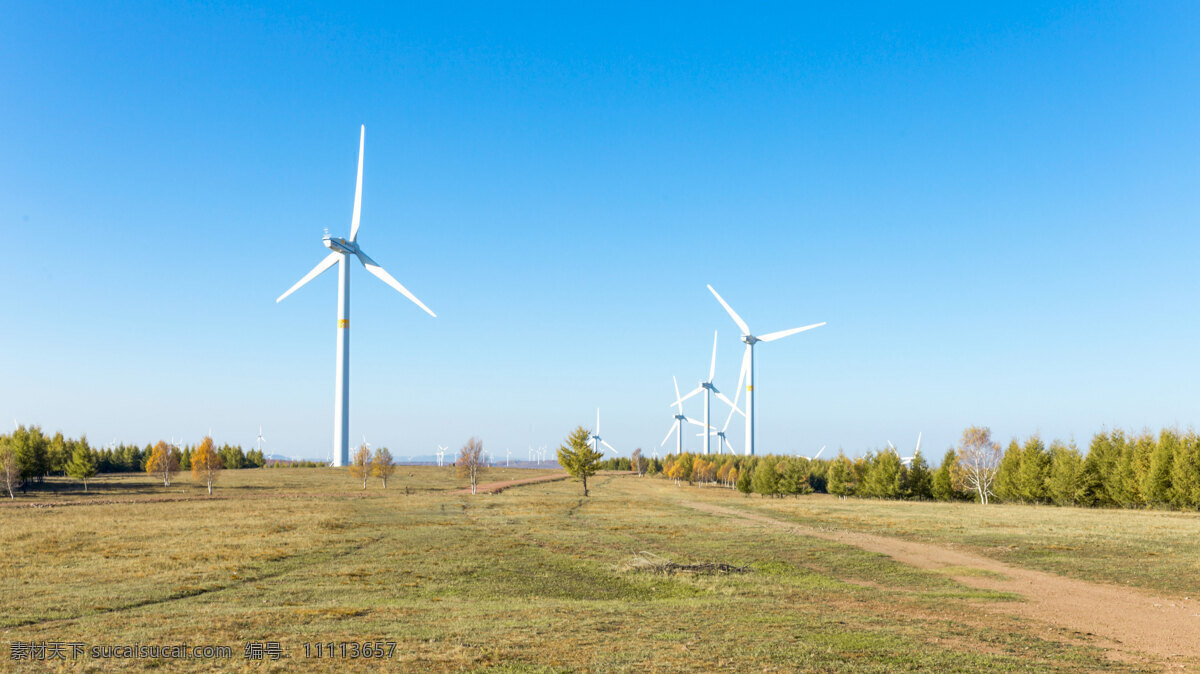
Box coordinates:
[2,2,1198,461]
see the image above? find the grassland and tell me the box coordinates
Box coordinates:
[2,468,1193,671]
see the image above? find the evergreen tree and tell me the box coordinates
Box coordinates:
[556,426,604,497]
[752,456,779,497]
[65,443,97,492]
[1168,432,1200,509]
[994,439,1023,502]
[906,451,933,500]
[1143,430,1177,506]
[1046,440,1084,506]
[932,449,959,501]
[1016,435,1051,503]
[12,425,49,484]
[48,432,69,476]
[862,451,904,499]
[777,457,813,495]
[1081,432,1119,507]
[827,454,854,498]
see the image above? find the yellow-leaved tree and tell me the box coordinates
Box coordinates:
[349,444,371,489]
[191,436,223,495]
[371,447,396,488]
[145,440,179,487]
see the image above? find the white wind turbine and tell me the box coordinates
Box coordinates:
[806,446,826,461]
[276,125,436,468]
[888,432,922,467]
[661,376,708,455]
[677,330,742,455]
[436,445,447,467]
[590,409,619,456]
[707,284,825,456]
[256,427,267,453]
[698,367,746,455]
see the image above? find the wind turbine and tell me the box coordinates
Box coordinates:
[256,427,267,453]
[677,331,742,455]
[276,125,436,467]
[590,409,619,456]
[806,446,826,461]
[697,362,747,455]
[506,448,511,467]
[707,284,825,456]
[436,445,447,467]
[661,376,708,454]
[888,432,922,467]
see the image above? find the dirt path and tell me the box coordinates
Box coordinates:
[455,473,569,494]
[684,500,1200,664]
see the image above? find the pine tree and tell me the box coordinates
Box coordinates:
[736,463,753,494]
[65,443,97,492]
[1046,440,1083,506]
[557,426,604,496]
[1143,430,1177,506]
[994,439,1023,502]
[752,456,779,497]
[827,453,854,498]
[906,451,933,500]
[863,451,904,499]
[932,449,958,501]
[1168,432,1200,509]
[777,457,812,495]
[1016,435,1051,503]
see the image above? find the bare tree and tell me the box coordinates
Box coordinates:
[350,444,371,489]
[456,437,486,495]
[371,447,396,488]
[191,436,223,495]
[145,440,179,487]
[953,426,1003,504]
[0,439,20,499]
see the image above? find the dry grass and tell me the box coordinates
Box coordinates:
[0,469,1141,671]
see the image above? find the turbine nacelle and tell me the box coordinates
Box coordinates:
[323,235,358,255]
[741,335,760,345]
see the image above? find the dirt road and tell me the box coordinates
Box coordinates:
[454,473,569,494]
[685,500,1200,664]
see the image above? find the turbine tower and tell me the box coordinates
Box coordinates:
[698,369,746,455]
[707,284,825,456]
[590,409,618,456]
[677,331,741,455]
[276,126,436,467]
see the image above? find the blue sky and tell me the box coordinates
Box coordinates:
[2,2,1198,460]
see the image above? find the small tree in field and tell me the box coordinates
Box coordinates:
[191,436,223,495]
[350,444,371,489]
[145,440,179,487]
[0,439,20,499]
[954,426,1003,504]
[372,447,396,488]
[556,426,603,496]
[65,443,97,492]
[631,448,648,476]
[457,437,486,494]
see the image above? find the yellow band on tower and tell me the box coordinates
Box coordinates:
[338,319,349,328]
[747,385,753,391]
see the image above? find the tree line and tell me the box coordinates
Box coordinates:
[634,425,1200,510]
[0,425,268,497]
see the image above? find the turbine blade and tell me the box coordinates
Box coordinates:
[708,329,718,382]
[661,420,680,447]
[601,440,617,454]
[677,386,704,404]
[684,417,709,429]
[349,125,365,243]
[759,321,826,343]
[672,376,683,410]
[887,440,896,450]
[714,390,743,418]
[707,284,750,335]
[276,252,340,303]
[730,348,749,410]
[915,432,922,455]
[813,446,825,460]
[356,250,437,317]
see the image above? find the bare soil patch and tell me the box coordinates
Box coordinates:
[685,500,1200,665]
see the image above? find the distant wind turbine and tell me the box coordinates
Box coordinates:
[707,284,825,456]
[661,376,708,454]
[888,432,922,467]
[677,330,741,455]
[276,125,436,467]
[590,409,619,456]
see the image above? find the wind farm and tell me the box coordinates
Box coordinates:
[4,3,1200,671]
